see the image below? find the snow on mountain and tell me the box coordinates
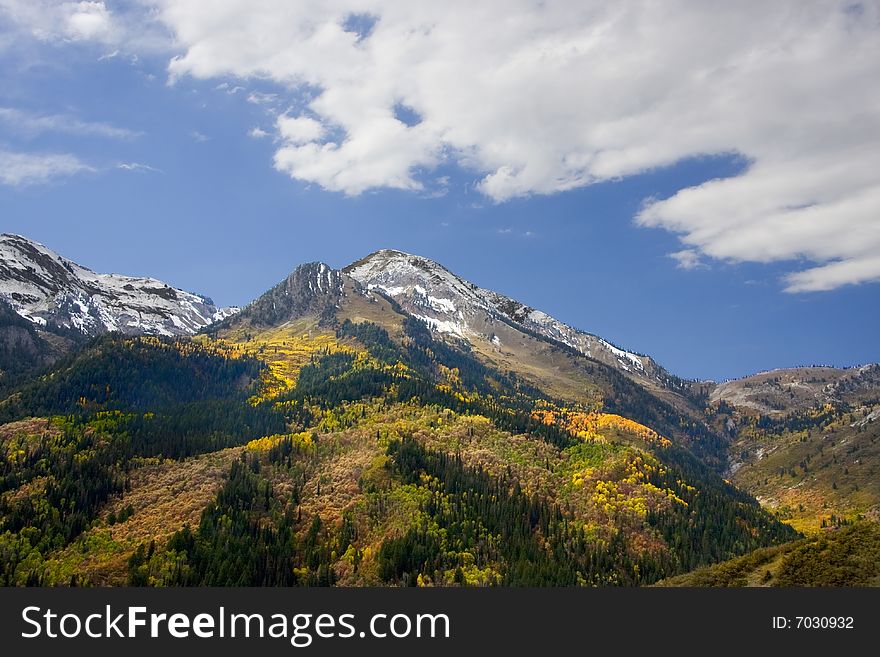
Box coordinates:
[211,306,242,323]
[0,233,238,337]
[344,249,666,382]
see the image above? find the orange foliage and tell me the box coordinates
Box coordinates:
[531,405,671,447]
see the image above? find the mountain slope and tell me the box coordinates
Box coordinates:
[658,521,880,587]
[345,249,677,384]
[0,233,238,338]
[0,248,797,586]
[710,365,880,416]
[342,249,732,462]
[2,236,875,587]
[0,335,796,586]
[206,253,729,467]
[720,401,880,532]
[0,300,56,384]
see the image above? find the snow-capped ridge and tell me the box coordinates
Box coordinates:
[344,248,663,382]
[0,233,237,337]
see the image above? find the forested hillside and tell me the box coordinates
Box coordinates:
[658,521,880,587]
[0,315,796,586]
[0,242,875,588]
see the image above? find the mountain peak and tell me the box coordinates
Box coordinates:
[345,248,450,278]
[345,248,671,383]
[360,248,415,259]
[2,232,42,244]
[222,261,348,330]
[287,261,344,296]
[346,249,477,302]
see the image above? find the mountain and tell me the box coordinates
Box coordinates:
[214,253,726,466]
[691,365,880,532]
[0,233,238,339]
[725,404,880,533]
[213,261,348,330]
[0,312,797,587]
[709,365,880,416]
[344,249,678,386]
[0,235,877,588]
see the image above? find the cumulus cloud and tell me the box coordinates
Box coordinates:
[0,149,93,186]
[276,115,324,145]
[5,1,879,292]
[65,1,112,41]
[145,1,880,291]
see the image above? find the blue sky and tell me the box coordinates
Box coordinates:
[1,1,878,381]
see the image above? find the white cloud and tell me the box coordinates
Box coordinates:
[215,82,244,95]
[0,106,139,139]
[65,1,112,41]
[276,115,324,145]
[0,149,93,186]
[118,162,162,173]
[0,0,169,52]
[669,249,705,271]
[0,1,117,44]
[190,130,209,142]
[248,127,269,139]
[146,1,880,291]
[246,92,279,105]
[6,1,878,292]
[783,256,880,293]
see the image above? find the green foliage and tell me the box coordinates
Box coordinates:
[376,437,795,586]
[281,322,576,448]
[0,300,64,395]
[339,317,541,399]
[0,417,127,585]
[336,319,401,366]
[0,334,265,420]
[645,455,798,571]
[340,318,726,463]
[660,522,880,587]
[379,437,666,586]
[162,456,336,586]
[0,317,822,587]
[775,523,880,586]
[0,334,289,457]
[728,402,880,532]
[0,333,290,585]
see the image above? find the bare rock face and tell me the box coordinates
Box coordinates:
[223,261,347,329]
